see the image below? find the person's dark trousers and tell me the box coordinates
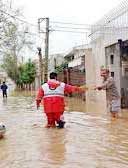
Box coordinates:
[3,91,7,98]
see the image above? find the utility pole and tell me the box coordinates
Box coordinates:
[10,0,13,9]
[38,17,49,82]
[37,47,43,83]
[44,18,49,82]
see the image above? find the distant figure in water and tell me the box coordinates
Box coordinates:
[95,68,120,118]
[1,82,8,98]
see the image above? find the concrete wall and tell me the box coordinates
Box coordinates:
[88,4,128,110]
[85,46,107,112]
[121,61,128,88]
[105,43,121,94]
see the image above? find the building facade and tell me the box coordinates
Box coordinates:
[48,53,65,73]
[63,44,91,86]
[87,1,128,107]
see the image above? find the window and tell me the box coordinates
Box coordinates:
[72,55,74,60]
[110,55,114,64]
[111,72,114,77]
[124,68,128,77]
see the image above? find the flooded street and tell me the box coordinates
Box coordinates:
[0,93,128,168]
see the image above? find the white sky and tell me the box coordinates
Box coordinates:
[12,0,124,56]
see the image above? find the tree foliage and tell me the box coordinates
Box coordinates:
[17,59,36,88]
[1,53,18,81]
[0,0,34,82]
[55,62,68,73]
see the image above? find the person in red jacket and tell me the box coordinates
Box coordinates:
[36,72,84,128]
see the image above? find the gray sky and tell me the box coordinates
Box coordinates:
[13,0,124,55]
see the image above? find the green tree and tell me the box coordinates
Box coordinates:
[0,0,34,82]
[55,62,68,73]
[2,53,18,81]
[17,59,36,90]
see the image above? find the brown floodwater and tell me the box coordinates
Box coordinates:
[0,92,128,168]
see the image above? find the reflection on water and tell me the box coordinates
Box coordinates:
[0,93,128,168]
[2,98,7,106]
[65,97,86,112]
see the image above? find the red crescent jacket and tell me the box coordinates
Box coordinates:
[36,79,83,114]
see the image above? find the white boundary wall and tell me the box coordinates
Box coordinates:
[86,1,128,110]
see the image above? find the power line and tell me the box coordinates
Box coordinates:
[0,10,47,38]
[51,25,90,30]
[0,9,91,32]
[50,20,122,28]
[23,31,44,37]
[50,20,91,27]
[0,9,37,28]
[51,19,128,29]
[1,9,128,32]
[52,29,89,34]
[1,9,128,37]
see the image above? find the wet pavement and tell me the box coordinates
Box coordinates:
[0,92,128,168]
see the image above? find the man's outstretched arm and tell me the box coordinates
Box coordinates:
[36,88,44,109]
